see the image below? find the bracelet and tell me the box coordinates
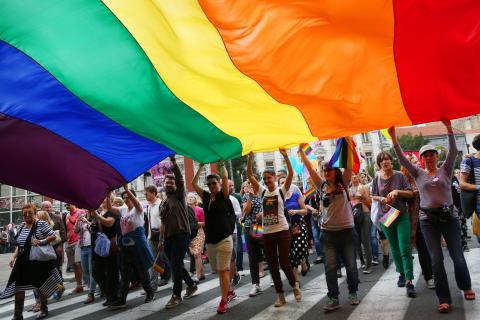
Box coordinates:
[40,239,47,246]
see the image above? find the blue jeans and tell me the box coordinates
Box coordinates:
[236,222,244,271]
[420,216,472,304]
[164,233,195,296]
[80,246,96,294]
[311,215,324,258]
[323,228,359,299]
[370,223,379,258]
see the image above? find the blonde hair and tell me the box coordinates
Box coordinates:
[36,210,54,227]
[113,197,124,207]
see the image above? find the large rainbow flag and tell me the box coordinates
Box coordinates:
[1,0,479,208]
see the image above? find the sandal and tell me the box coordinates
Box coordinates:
[438,303,451,313]
[464,290,476,300]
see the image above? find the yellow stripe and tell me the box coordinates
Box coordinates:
[102,0,317,154]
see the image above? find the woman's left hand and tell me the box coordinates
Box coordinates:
[32,239,40,246]
[386,190,399,201]
[288,209,296,216]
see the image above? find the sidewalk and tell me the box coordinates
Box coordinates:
[0,252,75,288]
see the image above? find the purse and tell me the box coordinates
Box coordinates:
[30,243,57,261]
[51,230,62,246]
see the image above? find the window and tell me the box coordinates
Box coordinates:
[265,161,275,170]
[365,152,373,167]
[362,133,371,143]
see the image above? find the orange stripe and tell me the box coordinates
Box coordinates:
[199,0,412,139]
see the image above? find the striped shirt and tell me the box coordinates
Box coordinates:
[15,220,54,247]
[460,156,480,204]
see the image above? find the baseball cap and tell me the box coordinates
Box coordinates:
[419,144,438,157]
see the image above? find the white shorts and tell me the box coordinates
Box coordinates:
[207,236,233,272]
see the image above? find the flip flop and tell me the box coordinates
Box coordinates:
[438,303,451,313]
[464,290,476,300]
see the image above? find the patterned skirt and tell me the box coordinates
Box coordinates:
[289,219,309,268]
[189,228,205,256]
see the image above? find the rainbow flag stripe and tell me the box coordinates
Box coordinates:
[328,137,361,173]
[304,187,316,199]
[1,0,479,208]
[379,206,401,228]
[302,144,313,156]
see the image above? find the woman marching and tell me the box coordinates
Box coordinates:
[247,149,302,307]
[389,120,475,313]
[186,193,206,282]
[1,204,61,320]
[370,151,416,297]
[298,144,359,312]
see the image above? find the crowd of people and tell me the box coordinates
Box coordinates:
[1,121,479,319]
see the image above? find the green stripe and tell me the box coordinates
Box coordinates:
[0,0,241,162]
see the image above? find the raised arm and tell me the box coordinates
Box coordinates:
[192,164,205,197]
[170,155,185,202]
[298,144,323,189]
[123,184,143,214]
[217,161,229,199]
[247,152,261,194]
[441,119,458,174]
[279,148,293,192]
[342,168,352,186]
[388,126,419,178]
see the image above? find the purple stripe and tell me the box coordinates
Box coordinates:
[0,113,125,209]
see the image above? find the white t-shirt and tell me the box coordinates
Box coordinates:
[229,195,242,234]
[147,199,162,240]
[257,185,289,234]
[119,206,144,235]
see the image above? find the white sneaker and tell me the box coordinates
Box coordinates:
[427,278,435,289]
[249,285,262,297]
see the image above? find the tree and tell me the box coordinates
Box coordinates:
[389,133,430,170]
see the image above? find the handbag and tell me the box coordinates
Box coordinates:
[94,233,111,257]
[460,157,478,219]
[352,203,364,225]
[30,243,57,261]
[472,212,480,237]
[51,230,62,246]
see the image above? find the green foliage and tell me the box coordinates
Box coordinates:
[398,133,430,152]
[229,156,249,192]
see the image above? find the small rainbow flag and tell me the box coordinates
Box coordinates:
[304,187,316,199]
[302,143,313,156]
[327,137,360,173]
[250,223,263,239]
[152,252,167,275]
[379,205,401,228]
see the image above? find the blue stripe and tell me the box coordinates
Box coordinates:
[0,41,172,181]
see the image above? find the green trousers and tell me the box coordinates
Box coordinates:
[381,211,413,280]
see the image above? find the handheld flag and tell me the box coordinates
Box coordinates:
[327,137,361,173]
[379,205,401,228]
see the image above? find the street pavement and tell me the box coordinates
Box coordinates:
[0,240,479,320]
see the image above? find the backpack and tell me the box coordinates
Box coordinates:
[187,206,199,239]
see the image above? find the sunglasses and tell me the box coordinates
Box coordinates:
[207,182,218,186]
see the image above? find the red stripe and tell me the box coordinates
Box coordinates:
[393,0,480,123]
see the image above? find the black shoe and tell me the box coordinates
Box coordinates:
[232,273,241,287]
[406,283,416,298]
[397,274,406,287]
[314,257,324,264]
[145,291,155,303]
[108,301,127,310]
[383,255,389,269]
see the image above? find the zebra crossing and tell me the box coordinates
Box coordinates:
[0,248,479,320]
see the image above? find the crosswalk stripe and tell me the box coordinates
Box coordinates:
[249,270,345,320]
[346,254,422,320]
[99,271,250,320]
[170,272,283,320]
[464,248,480,320]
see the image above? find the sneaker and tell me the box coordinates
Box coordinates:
[274,293,286,307]
[406,283,417,298]
[293,283,302,302]
[372,257,379,266]
[397,274,406,288]
[363,268,372,274]
[108,301,127,310]
[427,278,436,290]
[463,245,470,252]
[361,264,366,270]
[314,257,324,264]
[349,292,360,305]
[249,285,262,297]
[217,297,228,314]
[184,284,198,299]
[232,273,241,287]
[337,269,343,278]
[227,290,237,302]
[145,291,155,303]
[165,295,182,309]
[56,285,65,301]
[383,255,389,269]
[324,297,340,311]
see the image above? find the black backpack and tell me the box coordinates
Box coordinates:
[187,206,199,238]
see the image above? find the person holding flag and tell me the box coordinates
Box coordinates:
[298,141,359,312]
[371,151,416,298]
